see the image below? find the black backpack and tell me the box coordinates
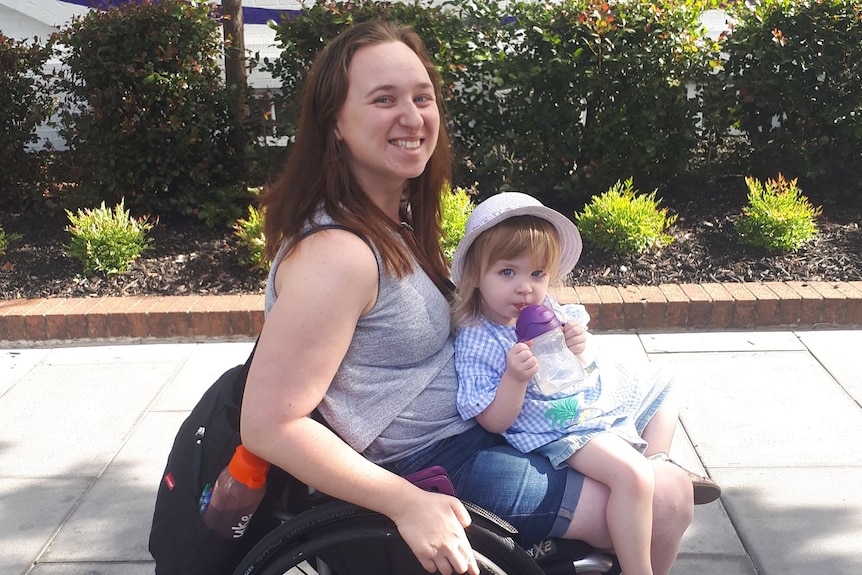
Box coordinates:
[149,343,273,574]
[149,225,357,575]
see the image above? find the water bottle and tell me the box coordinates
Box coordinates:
[200,444,270,539]
[515,304,585,395]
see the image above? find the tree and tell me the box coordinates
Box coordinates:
[221,0,248,125]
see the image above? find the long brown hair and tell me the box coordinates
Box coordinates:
[261,21,453,291]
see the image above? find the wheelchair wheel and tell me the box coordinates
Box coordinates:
[234,499,544,575]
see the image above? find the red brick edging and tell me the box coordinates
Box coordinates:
[0,294,265,343]
[2,281,862,343]
[550,281,862,332]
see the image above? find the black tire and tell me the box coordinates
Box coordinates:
[233,499,544,575]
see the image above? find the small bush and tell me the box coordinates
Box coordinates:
[440,184,476,262]
[233,188,267,268]
[0,227,23,258]
[65,200,154,275]
[575,178,677,256]
[735,174,821,253]
[488,0,709,201]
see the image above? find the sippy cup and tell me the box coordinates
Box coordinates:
[515,304,586,395]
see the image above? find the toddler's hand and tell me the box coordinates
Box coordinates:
[506,342,538,383]
[562,321,587,356]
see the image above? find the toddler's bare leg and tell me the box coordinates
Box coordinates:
[561,438,693,575]
[568,434,655,575]
[642,393,680,457]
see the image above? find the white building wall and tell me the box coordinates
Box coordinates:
[0,0,86,39]
[0,4,56,40]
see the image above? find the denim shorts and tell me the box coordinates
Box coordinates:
[384,424,584,544]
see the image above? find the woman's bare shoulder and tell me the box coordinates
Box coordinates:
[274,227,378,309]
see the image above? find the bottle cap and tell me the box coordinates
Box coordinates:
[515,304,561,342]
[229,444,270,489]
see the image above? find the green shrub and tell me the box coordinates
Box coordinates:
[52,0,253,222]
[0,33,53,205]
[440,184,476,262]
[65,200,154,275]
[233,183,476,268]
[735,174,821,253]
[233,188,267,268]
[262,0,717,204]
[575,178,677,255]
[194,184,250,230]
[489,0,712,201]
[719,0,862,184]
[0,227,23,258]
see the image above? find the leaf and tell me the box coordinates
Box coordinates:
[544,397,582,429]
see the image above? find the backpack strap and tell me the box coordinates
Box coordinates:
[299,223,370,246]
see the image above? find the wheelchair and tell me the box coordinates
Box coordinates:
[232,467,620,575]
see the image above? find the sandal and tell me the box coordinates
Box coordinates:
[648,452,721,505]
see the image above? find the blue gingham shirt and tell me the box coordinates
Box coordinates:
[454,299,636,453]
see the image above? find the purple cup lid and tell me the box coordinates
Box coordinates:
[515,304,561,342]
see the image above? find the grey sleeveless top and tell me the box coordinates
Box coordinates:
[264,217,475,464]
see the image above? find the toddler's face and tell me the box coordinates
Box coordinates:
[478,254,550,326]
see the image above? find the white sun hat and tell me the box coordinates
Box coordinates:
[451,192,582,285]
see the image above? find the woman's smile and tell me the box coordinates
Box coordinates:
[391,138,422,149]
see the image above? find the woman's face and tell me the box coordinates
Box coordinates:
[335,41,440,197]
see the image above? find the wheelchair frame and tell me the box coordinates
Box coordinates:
[232,471,620,575]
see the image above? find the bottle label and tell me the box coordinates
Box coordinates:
[231,513,254,539]
[203,504,259,539]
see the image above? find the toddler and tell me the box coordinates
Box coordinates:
[451,192,720,575]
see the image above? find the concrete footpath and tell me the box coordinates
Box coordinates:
[2,330,861,575]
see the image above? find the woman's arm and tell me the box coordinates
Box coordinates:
[242,229,377,490]
[240,229,478,575]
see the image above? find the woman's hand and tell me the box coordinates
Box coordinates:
[562,321,587,356]
[392,490,480,575]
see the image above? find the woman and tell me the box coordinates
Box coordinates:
[241,21,693,575]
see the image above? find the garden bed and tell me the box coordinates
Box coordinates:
[2,176,861,300]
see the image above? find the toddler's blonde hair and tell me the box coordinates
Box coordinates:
[452,215,562,329]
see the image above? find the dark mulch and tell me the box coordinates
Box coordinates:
[570,176,862,287]
[0,211,268,299]
[2,176,861,300]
